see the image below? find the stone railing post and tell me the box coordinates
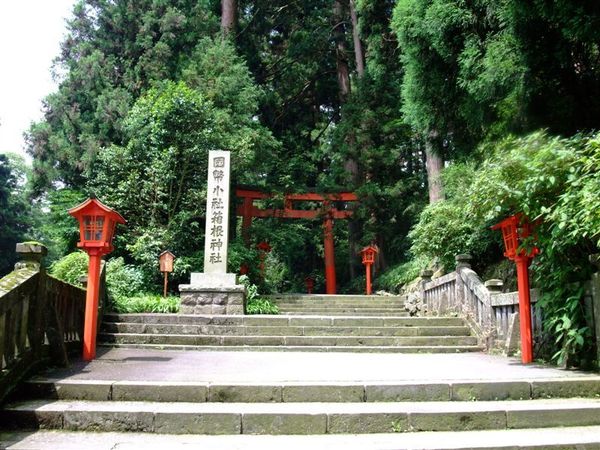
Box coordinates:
[15,242,47,271]
[484,279,503,294]
[590,254,600,365]
[454,254,472,315]
[419,269,433,310]
[14,242,48,359]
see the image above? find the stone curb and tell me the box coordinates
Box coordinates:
[4,398,600,435]
[24,378,600,403]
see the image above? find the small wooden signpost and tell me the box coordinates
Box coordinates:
[159,250,175,297]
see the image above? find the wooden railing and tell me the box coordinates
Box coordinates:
[0,243,105,403]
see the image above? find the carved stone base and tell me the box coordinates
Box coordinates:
[178,284,246,315]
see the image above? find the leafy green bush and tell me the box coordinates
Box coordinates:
[105,257,145,301]
[49,251,88,286]
[467,131,599,367]
[376,257,430,293]
[408,163,494,271]
[239,274,279,314]
[408,131,599,367]
[246,297,280,315]
[112,294,180,314]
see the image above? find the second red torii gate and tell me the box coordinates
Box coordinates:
[236,188,358,294]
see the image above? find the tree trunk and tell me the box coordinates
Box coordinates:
[333,0,351,102]
[332,0,359,281]
[425,131,445,203]
[221,0,236,34]
[349,0,365,78]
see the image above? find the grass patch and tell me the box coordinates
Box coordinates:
[111,293,180,313]
[246,297,279,314]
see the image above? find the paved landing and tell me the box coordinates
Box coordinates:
[34,347,597,384]
[3,427,600,450]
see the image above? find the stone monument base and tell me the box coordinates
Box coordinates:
[179,273,246,315]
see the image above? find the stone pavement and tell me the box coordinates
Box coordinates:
[2,347,600,449]
[26,347,598,384]
[3,426,600,450]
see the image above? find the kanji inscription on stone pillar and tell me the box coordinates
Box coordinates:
[203,150,230,274]
[179,150,244,315]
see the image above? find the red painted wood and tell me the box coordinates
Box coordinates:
[516,256,534,363]
[235,188,359,295]
[83,251,102,361]
[323,216,336,294]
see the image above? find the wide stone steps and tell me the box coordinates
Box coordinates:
[3,350,600,448]
[103,323,471,337]
[19,377,600,403]
[99,314,480,353]
[103,314,458,327]
[4,398,600,435]
[267,294,409,316]
[99,333,478,347]
[270,309,409,316]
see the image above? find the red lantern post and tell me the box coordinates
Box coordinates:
[360,245,379,295]
[257,241,272,278]
[68,197,125,361]
[304,276,315,294]
[159,251,175,298]
[491,214,539,364]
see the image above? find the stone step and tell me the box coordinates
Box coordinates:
[103,314,465,328]
[22,377,600,403]
[98,333,479,347]
[98,343,484,353]
[2,426,600,450]
[274,306,408,311]
[279,308,408,317]
[267,295,406,302]
[4,398,600,435]
[101,323,472,337]
[271,301,407,307]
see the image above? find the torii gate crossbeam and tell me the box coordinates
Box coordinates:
[236,188,358,294]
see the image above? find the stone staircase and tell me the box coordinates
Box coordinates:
[2,361,600,448]
[2,294,600,448]
[98,294,482,353]
[268,294,409,316]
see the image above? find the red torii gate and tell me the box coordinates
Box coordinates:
[236,187,358,294]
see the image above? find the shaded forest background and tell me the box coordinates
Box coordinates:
[2,0,600,365]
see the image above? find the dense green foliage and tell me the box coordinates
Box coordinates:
[240,275,279,315]
[111,294,180,314]
[3,0,597,365]
[49,251,89,286]
[408,132,600,366]
[0,154,36,276]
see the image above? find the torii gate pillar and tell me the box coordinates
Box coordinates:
[323,214,336,294]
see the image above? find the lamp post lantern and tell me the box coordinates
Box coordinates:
[491,214,539,364]
[256,241,272,279]
[304,276,315,294]
[68,197,125,361]
[360,245,379,295]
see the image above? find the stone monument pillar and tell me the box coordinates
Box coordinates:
[179,150,245,314]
